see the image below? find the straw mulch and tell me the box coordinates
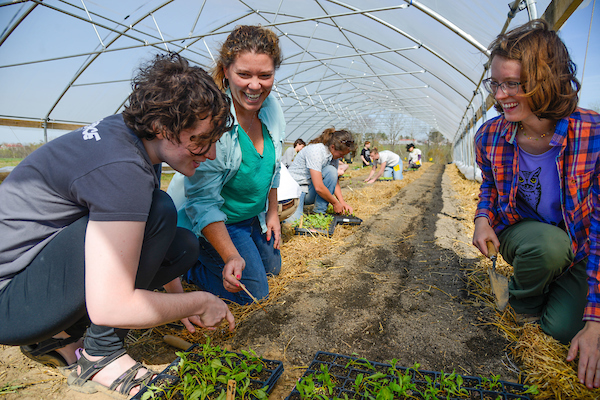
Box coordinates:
[447,165,600,400]
[129,165,430,356]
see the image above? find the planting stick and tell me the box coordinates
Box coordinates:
[239,282,268,314]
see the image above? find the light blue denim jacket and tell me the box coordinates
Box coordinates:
[167,91,285,239]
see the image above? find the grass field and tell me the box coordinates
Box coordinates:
[0,158,22,168]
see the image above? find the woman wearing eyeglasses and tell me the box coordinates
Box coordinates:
[167,25,285,305]
[472,20,600,388]
[285,128,356,223]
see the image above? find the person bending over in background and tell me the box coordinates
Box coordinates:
[471,20,600,389]
[281,138,306,167]
[167,25,285,305]
[364,148,403,183]
[0,53,235,398]
[286,128,356,223]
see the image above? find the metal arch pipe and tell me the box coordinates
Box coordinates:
[401,0,489,55]
[0,1,38,48]
[526,0,539,20]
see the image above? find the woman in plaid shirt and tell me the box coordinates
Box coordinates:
[472,20,600,389]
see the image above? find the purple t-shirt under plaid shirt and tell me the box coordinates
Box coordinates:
[474,108,600,322]
[516,146,562,226]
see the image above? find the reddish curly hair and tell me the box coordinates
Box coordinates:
[488,19,580,119]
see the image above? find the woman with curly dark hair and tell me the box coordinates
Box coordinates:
[0,53,235,397]
[472,19,600,388]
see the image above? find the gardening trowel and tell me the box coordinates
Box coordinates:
[486,241,509,311]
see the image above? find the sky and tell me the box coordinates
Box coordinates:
[0,1,598,145]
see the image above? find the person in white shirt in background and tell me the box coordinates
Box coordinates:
[406,143,422,169]
[365,148,403,183]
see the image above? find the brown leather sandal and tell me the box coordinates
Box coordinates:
[20,336,80,368]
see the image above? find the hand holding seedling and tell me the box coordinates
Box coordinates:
[340,201,353,215]
[331,201,344,214]
[189,292,235,332]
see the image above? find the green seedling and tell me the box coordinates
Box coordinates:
[436,370,468,399]
[292,359,525,400]
[480,374,502,391]
[520,384,540,395]
[141,336,271,400]
[0,382,25,394]
[325,205,356,217]
[292,213,334,230]
[344,357,375,371]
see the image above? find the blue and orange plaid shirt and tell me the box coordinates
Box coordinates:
[475,108,600,321]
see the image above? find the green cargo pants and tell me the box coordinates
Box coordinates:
[499,219,588,344]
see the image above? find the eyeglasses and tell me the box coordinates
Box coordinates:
[341,139,354,145]
[482,78,522,96]
[187,141,215,157]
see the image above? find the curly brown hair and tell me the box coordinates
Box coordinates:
[213,25,282,90]
[309,127,357,153]
[488,19,580,120]
[123,53,233,145]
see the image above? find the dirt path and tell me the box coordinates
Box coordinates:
[0,164,515,399]
[239,163,514,399]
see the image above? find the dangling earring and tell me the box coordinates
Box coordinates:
[223,78,229,89]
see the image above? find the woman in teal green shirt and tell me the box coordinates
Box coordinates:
[167,25,284,304]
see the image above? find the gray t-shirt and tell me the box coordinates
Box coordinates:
[288,143,334,191]
[0,114,159,289]
[281,146,296,168]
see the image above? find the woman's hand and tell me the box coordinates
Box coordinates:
[567,321,600,389]
[222,255,245,293]
[188,293,235,332]
[472,217,499,256]
[265,208,281,249]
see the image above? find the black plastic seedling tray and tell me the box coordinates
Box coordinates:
[131,344,283,400]
[285,351,533,400]
[333,215,363,226]
[294,219,336,237]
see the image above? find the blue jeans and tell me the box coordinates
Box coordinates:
[384,160,403,180]
[285,164,338,223]
[185,217,281,305]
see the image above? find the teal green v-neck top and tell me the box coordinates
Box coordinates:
[221,123,276,223]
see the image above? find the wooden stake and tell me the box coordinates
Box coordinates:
[239,282,268,314]
[226,379,236,400]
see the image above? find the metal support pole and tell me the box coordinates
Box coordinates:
[43,118,48,143]
[470,107,477,180]
[525,0,538,20]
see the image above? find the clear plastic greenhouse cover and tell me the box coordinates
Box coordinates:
[0,0,580,145]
